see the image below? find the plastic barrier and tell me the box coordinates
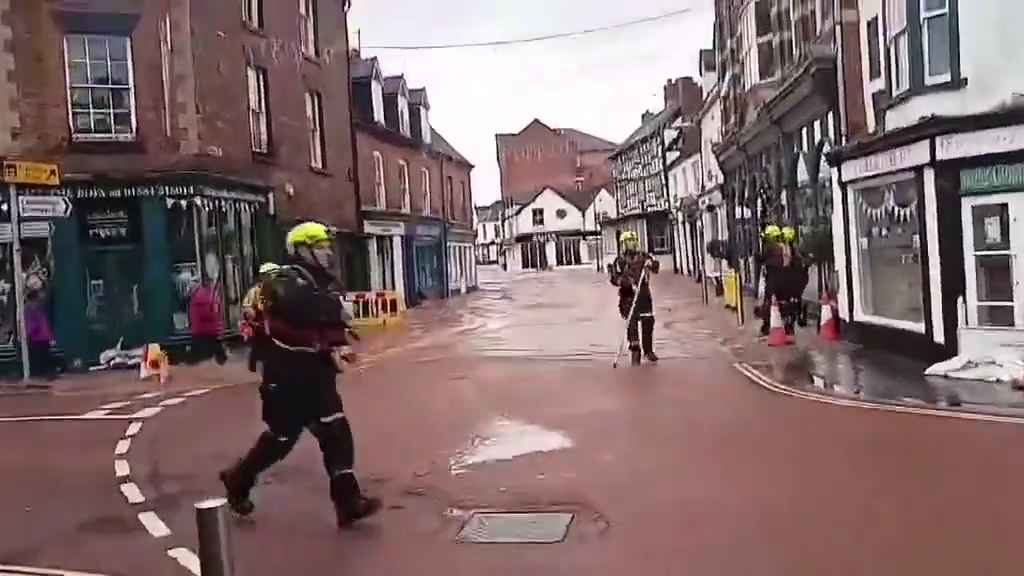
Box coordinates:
[723,270,740,309]
[345,291,405,327]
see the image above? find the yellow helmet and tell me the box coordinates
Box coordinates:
[781,226,797,244]
[619,230,640,249]
[286,222,335,249]
[762,225,782,241]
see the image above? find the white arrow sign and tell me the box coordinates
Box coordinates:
[19,195,72,218]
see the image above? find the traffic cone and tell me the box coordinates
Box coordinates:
[140,343,170,385]
[767,298,790,347]
[819,293,840,342]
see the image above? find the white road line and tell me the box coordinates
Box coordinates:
[119,482,145,505]
[181,388,210,397]
[734,362,1024,426]
[80,410,111,418]
[0,414,139,423]
[114,459,130,479]
[166,548,201,576]
[98,401,131,410]
[124,421,143,437]
[158,397,186,407]
[113,439,131,456]
[0,565,109,575]
[130,407,163,419]
[135,392,161,400]
[137,511,171,538]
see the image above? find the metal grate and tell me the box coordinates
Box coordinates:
[457,512,575,544]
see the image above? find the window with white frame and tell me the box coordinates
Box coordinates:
[921,0,950,83]
[398,161,410,212]
[371,77,385,125]
[247,65,269,153]
[421,168,431,215]
[305,91,324,169]
[65,35,136,141]
[299,0,319,58]
[419,107,432,143]
[373,151,386,208]
[885,0,910,95]
[243,0,262,29]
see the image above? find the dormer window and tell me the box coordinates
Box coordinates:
[398,90,410,137]
[371,76,385,125]
[420,107,431,144]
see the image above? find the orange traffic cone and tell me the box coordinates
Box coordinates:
[819,293,840,342]
[767,298,790,347]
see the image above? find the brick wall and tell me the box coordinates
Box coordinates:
[6,0,359,231]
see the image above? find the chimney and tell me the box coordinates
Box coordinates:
[664,77,703,118]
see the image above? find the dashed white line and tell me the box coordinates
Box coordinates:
[182,388,211,398]
[98,401,131,410]
[130,407,163,419]
[80,410,111,418]
[113,439,131,456]
[124,421,143,437]
[135,392,162,400]
[119,482,145,505]
[114,459,130,479]
[166,548,201,576]
[0,565,109,575]
[158,397,186,407]
[137,511,171,538]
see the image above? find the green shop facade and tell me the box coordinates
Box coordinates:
[3,180,273,373]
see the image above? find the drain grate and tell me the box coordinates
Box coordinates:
[457,512,575,544]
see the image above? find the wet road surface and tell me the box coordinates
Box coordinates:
[2,267,1024,575]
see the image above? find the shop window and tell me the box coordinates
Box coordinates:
[221,206,244,330]
[196,205,256,332]
[64,35,136,141]
[854,177,924,325]
[169,206,200,333]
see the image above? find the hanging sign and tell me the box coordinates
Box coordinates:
[2,161,60,186]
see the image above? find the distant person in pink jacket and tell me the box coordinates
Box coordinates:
[189,279,227,365]
[25,289,56,380]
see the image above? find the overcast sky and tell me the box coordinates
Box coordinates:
[348,0,715,206]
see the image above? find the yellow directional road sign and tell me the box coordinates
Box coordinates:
[2,160,60,186]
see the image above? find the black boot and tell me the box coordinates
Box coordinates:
[337,495,383,528]
[220,467,255,517]
[220,431,297,517]
[644,351,659,363]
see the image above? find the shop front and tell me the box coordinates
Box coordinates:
[446,228,476,295]
[11,181,271,370]
[364,219,406,302]
[408,221,443,306]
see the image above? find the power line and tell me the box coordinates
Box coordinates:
[361,7,694,51]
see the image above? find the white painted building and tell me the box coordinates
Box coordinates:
[668,152,703,278]
[501,187,604,272]
[475,201,502,265]
[831,0,1024,360]
[697,79,728,284]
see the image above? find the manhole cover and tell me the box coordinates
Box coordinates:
[457,512,574,544]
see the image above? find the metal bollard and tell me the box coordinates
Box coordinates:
[195,497,234,576]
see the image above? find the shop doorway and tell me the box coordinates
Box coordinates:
[85,247,145,360]
[961,195,1024,328]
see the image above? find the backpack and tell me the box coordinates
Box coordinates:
[261,265,346,330]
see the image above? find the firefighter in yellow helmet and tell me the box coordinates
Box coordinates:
[221,221,382,529]
[241,262,281,372]
[610,230,661,365]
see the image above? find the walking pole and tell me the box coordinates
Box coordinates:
[612,267,648,369]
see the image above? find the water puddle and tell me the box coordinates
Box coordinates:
[449,417,574,474]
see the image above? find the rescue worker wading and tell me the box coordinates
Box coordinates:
[610,231,661,366]
[241,262,280,373]
[220,222,382,529]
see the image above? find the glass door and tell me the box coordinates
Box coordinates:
[962,196,1024,328]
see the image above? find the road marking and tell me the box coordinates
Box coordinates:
[114,459,130,479]
[98,401,131,410]
[119,482,145,504]
[113,439,131,456]
[124,421,143,437]
[734,363,1024,426]
[181,388,210,397]
[166,548,200,576]
[158,397,186,407]
[135,392,161,400]
[80,410,110,418]
[0,414,145,423]
[137,511,171,538]
[130,407,163,419]
[0,565,108,575]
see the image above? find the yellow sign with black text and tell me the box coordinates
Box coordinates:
[2,160,60,186]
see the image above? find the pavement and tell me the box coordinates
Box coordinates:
[1,267,1023,575]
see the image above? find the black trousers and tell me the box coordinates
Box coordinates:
[192,335,227,365]
[227,347,361,511]
[28,341,54,378]
[626,315,655,353]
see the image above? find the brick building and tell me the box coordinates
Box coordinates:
[0,0,361,369]
[494,120,616,269]
[350,54,475,305]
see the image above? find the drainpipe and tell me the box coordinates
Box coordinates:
[344,14,366,291]
[440,155,449,299]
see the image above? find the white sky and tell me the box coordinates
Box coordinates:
[348,0,715,205]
